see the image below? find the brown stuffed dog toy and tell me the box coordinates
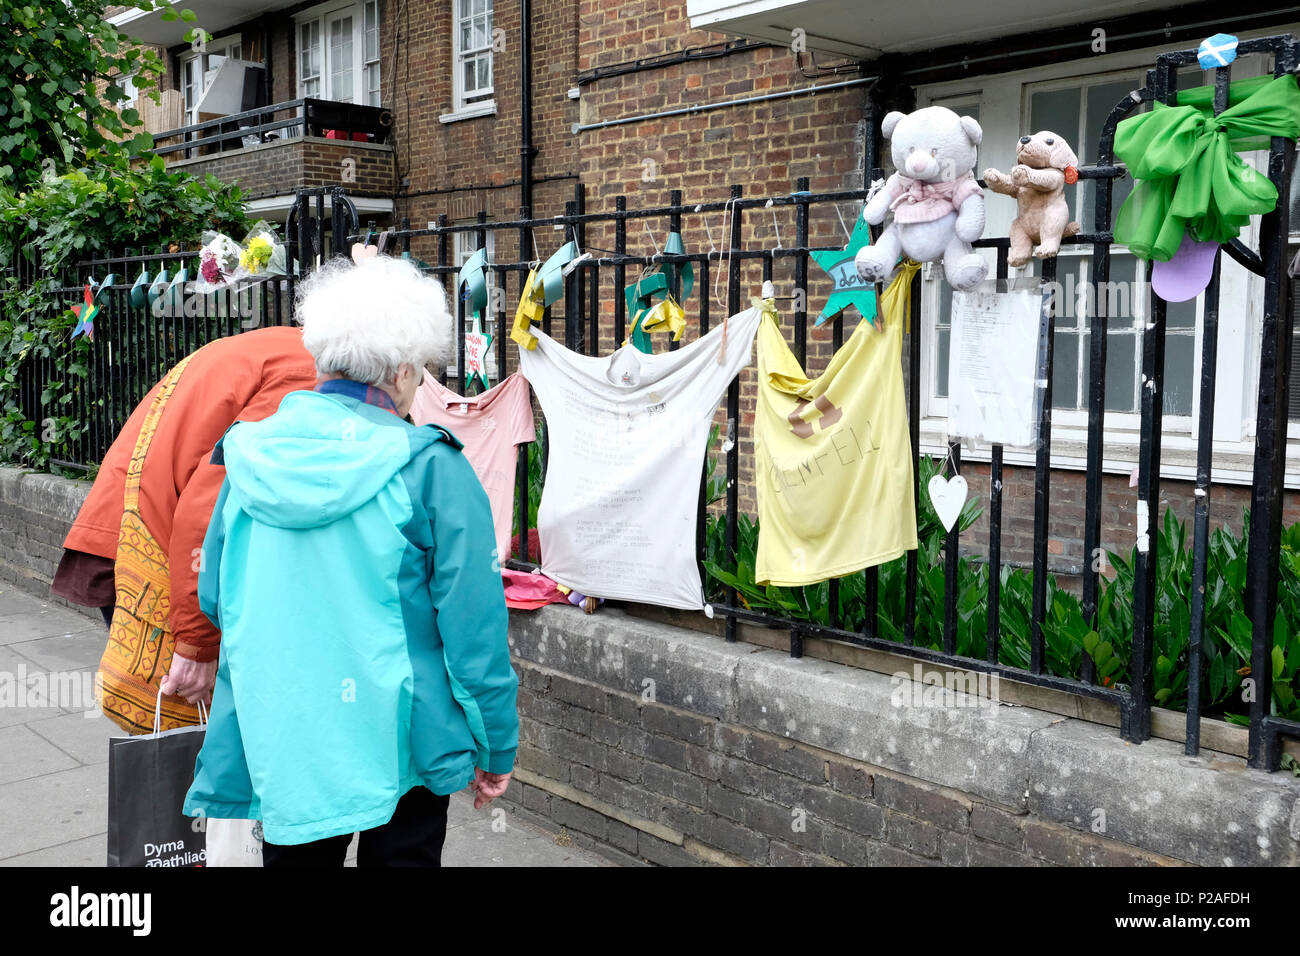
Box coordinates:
[983,131,1080,267]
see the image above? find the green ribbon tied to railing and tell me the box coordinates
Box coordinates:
[623,232,694,354]
[1114,74,1300,261]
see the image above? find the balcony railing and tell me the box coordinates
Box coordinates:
[151,98,393,158]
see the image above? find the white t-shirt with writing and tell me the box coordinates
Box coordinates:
[517,306,762,609]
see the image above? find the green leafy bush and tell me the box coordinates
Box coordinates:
[0,159,248,272]
[0,1,208,185]
[0,160,249,468]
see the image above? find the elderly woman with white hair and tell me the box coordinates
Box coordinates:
[183,255,518,867]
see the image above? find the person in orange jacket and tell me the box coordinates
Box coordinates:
[51,325,318,726]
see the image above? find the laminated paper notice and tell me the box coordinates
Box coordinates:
[948,287,1043,448]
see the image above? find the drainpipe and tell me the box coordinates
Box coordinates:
[862,80,879,187]
[519,0,535,219]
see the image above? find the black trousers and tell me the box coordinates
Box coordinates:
[261,785,451,868]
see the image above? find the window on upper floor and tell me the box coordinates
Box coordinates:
[112,73,139,109]
[296,0,382,107]
[451,0,494,116]
[180,35,242,129]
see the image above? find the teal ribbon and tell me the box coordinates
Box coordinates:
[164,267,188,313]
[148,268,170,307]
[129,269,150,309]
[460,248,488,318]
[662,232,694,301]
[624,273,670,353]
[537,240,578,306]
[622,232,696,354]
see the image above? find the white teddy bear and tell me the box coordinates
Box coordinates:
[854,106,988,292]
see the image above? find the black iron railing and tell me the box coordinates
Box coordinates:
[8,250,295,469]
[151,98,393,158]
[336,35,1300,771]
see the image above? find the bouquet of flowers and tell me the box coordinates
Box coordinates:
[238,221,287,278]
[193,231,245,292]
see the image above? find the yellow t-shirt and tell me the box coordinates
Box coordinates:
[755,309,918,586]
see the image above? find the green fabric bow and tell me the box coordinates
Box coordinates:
[1114,74,1300,261]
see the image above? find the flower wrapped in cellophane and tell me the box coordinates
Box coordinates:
[238,221,287,277]
[193,231,245,292]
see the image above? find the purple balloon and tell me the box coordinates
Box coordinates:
[1152,237,1220,303]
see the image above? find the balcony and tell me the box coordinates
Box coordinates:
[685,0,1187,58]
[150,99,396,223]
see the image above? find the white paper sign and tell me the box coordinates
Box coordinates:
[948,288,1042,448]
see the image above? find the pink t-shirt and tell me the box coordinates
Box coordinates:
[410,372,536,565]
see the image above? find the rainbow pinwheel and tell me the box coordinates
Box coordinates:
[70,274,116,340]
[69,283,100,341]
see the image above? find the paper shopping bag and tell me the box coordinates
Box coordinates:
[205,818,263,867]
[106,697,208,867]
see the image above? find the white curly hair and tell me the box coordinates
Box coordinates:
[297,255,453,385]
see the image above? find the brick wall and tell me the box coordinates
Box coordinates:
[388,0,581,255]
[0,470,101,624]
[165,138,396,202]
[956,463,1300,580]
[503,605,1300,866]
[506,657,1179,866]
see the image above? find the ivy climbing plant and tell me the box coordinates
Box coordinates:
[1,2,211,185]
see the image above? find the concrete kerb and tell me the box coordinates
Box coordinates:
[730,652,1055,810]
[0,468,89,526]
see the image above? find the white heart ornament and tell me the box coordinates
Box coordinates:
[928,474,968,533]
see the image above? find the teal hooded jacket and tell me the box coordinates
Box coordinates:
[182,385,519,846]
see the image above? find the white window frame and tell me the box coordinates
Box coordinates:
[441,0,496,123]
[913,33,1290,486]
[112,72,139,109]
[179,34,243,129]
[294,0,381,108]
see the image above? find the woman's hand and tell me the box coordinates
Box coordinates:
[160,653,217,705]
[469,767,512,810]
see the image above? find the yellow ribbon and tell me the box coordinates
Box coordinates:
[511,268,545,350]
[638,296,686,340]
[623,295,687,349]
[879,259,922,335]
[735,294,781,366]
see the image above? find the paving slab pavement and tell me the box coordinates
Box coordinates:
[0,582,616,868]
